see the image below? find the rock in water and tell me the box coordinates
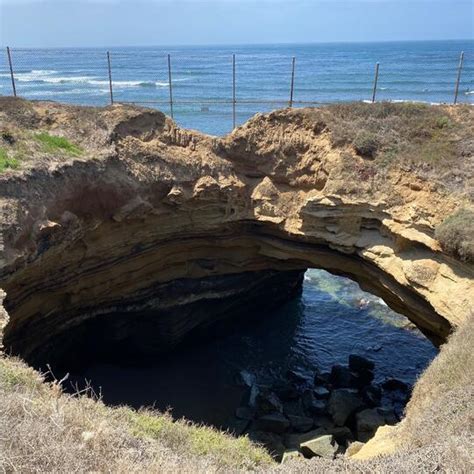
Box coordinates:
[330,365,353,388]
[313,386,331,399]
[256,390,283,414]
[382,378,409,392]
[235,406,255,420]
[300,434,339,459]
[349,354,375,372]
[287,414,314,433]
[254,413,290,434]
[328,389,365,426]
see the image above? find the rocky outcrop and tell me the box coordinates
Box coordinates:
[0,98,473,368]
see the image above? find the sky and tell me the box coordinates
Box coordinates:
[0,0,473,47]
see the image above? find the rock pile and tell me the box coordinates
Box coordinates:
[230,355,410,461]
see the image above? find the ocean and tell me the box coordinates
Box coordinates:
[1,40,473,135]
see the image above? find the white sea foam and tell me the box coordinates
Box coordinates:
[0,70,189,88]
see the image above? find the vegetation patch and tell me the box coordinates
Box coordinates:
[130,410,272,467]
[0,354,272,472]
[0,147,20,172]
[35,132,82,156]
[435,208,474,262]
[353,131,379,158]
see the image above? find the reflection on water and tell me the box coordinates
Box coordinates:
[68,269,438,428]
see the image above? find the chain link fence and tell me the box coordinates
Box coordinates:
[1,46,472,135]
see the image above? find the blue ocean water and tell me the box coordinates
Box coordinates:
[1,40,473,135]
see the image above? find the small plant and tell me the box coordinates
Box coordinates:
[435,208,474,262]
[35,133,82,156]
[353,131,380,158]
[0,147,20,172]
[436,116,451,129]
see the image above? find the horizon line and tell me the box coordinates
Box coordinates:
[1,38,473,50]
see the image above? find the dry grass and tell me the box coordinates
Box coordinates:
[435,207,474,262]
[2,319,472,473]
[312,102,474,194]
[0,356,272,473]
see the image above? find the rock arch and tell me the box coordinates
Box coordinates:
[0,99,472,368]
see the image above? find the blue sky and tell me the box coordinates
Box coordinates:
[0,0,473,47]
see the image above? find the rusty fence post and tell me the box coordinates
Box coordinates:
[454,51,464,104]
[371,62,380,103]
[107,51,114,105]
[6,47,17,97]
[289,56,296,107]
[232,54,236,129]
[167,54,174,119]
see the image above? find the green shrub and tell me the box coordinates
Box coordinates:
[435,208,474,262]
[35,133,82,155]
[0,147,20,172]
[353,131,380,158]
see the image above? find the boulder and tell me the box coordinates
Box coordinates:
[274,384,301,401]
[256,390,283,414]
[350,368,374,389]
[254,413,290,434]
[313,415,336,430]
[302,390,327,415]
[284,427,327,449]
[356,408,386,442]
[361,384,382,407]
[286,369,307,385]
[377,406,398,425]
[235,406,255,420]
[226,417,250,436]
[283,399,306,418]
[280,449,303,463]
[329,365,353,388]
[300,434,339,459]
[287,414,314,433]
[328,389,365,426]
[313,386,331,399]
[328,426,354,445]
[349,354,375,372]
[382,378,409,392]
[236,369,256,387]
[245,384,261,408]
[248,430,285,459]
[314,371,331,386]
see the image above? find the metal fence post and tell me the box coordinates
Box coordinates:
[454,51,464,105]
[232,54,236,129]
[371,62,380,103]
[167,54,174,119]
[106,51,114,105]
[289,57,296,107]
[6,47,17,97]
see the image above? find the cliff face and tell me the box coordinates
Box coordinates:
[0,98,472,367]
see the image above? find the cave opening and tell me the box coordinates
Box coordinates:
[23,268,437,456]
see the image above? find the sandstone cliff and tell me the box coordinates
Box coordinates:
[0,98,473,367]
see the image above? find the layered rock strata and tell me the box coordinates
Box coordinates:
[0,98,472,368]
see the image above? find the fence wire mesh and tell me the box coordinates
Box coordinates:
[1,45,472,135]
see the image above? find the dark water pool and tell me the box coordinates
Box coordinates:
[68,269,438,428]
